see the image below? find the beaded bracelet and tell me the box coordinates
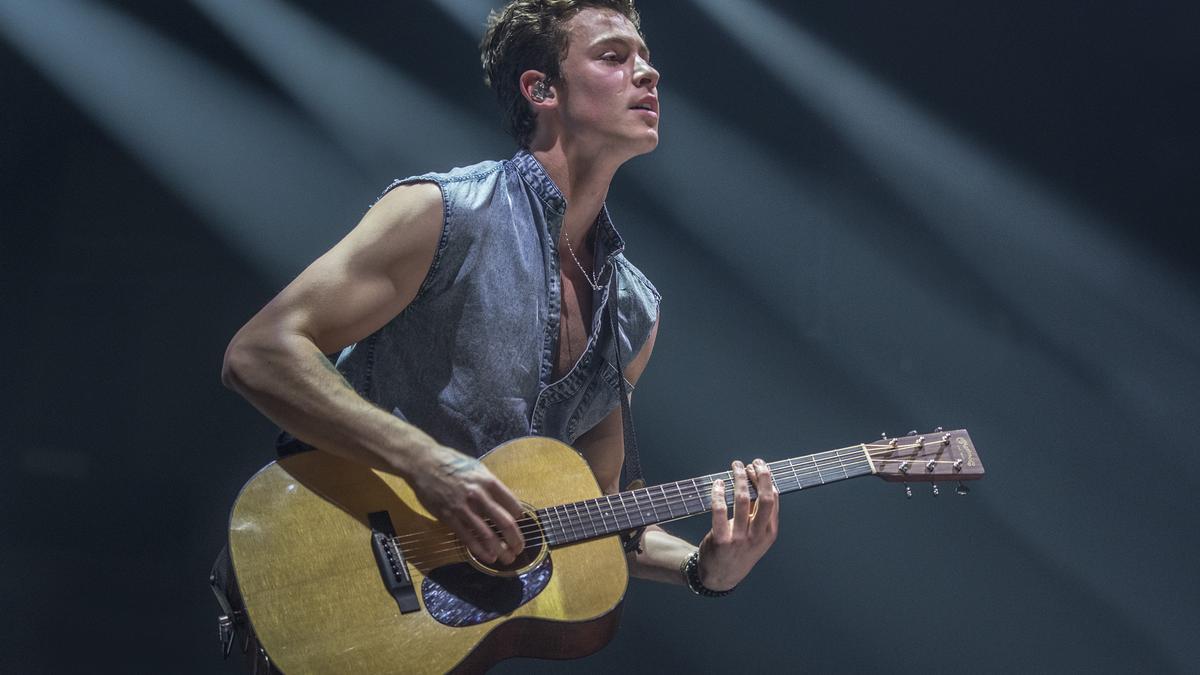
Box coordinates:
[681,550,734,597]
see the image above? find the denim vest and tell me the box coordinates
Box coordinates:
[289,151,660,459]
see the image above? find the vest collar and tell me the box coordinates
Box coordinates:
[511,149,626,260]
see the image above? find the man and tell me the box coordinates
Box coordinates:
[219,0,778,664]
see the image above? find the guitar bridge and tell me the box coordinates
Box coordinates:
[368,511,421,614]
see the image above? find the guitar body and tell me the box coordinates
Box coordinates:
[228,437,628,674]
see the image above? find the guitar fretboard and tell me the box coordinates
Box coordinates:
[536,446,874,547]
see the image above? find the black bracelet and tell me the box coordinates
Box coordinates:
[681,550,734,597]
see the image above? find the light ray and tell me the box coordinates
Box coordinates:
[0,0,368,284]
[190,0,509,177]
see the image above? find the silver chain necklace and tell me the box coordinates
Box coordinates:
[562,229,603,291]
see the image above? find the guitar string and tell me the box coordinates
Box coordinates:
[396,448,954,564]
[396,457,877,567]
[389,439,944,552]
[387,440,922,548]
[399,448,959,568]
[392,441,954,562]
[394,451,874,554]
[397,446,951,566]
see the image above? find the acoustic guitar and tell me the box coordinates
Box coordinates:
[228,429,984,673]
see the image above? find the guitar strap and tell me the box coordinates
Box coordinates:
[607,269,646,554]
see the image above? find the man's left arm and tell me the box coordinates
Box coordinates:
[575,321,780,592]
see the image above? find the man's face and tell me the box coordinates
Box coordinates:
[555,8,660,155]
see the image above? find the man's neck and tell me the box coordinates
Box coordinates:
[530,138,623,246]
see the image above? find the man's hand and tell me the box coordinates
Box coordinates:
[696,459,779,591]
[408,445,526,565]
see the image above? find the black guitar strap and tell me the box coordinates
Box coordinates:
[607,269,646,553]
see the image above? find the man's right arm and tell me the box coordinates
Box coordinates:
[221,182,524,565]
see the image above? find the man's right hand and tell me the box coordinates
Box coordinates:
[408,445,526,565]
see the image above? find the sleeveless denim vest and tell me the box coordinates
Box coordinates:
[288,150,660,459]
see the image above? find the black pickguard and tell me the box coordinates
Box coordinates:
[421,557,553,628]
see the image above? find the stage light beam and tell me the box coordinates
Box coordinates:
[0,0,368,284]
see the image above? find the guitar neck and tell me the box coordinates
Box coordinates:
[538,445,875,547]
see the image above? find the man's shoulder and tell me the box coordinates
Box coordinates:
[374,157,521,217]
[403,157,510,188]
[439,158,509,183]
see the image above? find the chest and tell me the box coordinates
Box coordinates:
[553,270,596,380]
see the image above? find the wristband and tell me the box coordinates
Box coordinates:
[681,550,734,597]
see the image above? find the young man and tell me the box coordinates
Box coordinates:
[220,0,778,649]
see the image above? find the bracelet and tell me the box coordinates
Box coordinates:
[681,550,734,597]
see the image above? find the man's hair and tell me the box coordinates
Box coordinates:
[481,0,642,148]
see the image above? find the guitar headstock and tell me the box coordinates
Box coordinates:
[869,428,984,494]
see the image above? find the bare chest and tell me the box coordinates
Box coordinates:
[552,270,595,381]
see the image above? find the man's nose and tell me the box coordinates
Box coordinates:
[635,55,659,89]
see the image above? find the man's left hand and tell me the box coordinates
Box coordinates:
[696,458,779,591]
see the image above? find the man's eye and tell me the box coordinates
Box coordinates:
[601,53,622,62]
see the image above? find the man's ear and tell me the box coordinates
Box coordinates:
[519,70,556,108]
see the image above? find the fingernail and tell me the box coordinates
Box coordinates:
[733,460,744,469]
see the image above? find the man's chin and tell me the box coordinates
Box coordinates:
[634,130,660,154]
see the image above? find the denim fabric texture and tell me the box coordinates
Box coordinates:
[281,150,660,458]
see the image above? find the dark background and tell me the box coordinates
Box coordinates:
[2,0,1197,672]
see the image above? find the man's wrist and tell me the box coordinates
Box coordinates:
[681,550,734,597]
[381,423,442,479]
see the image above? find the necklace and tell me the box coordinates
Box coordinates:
[562,229,603,292]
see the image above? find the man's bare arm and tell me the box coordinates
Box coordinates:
[221,182,525,565]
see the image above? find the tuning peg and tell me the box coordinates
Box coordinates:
[932,483,940,496]
[955,482,970,496]
[881,432,889,440]
[904,483,913,499]
[934,426,944,433]
[907,430,918,436]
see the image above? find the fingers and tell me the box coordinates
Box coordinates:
[749,459,778,540]
[484,487,525,560]
[417,449,529,565]
[442,490,516,566]
[710,478,731,542]
[732,460,751,533]
[453,507,504,564]
[468,487,525,564]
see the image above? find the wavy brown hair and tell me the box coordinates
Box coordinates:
[481,0,642,148]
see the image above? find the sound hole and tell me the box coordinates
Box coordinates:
[421,556,553,628]
[461,505,548,576]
